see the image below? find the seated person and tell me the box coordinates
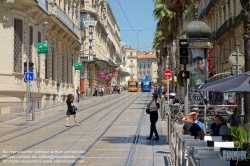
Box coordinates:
[188,109,206,139]
[227,108,241,127]
[212,116,231,136]
[210,122,216,135]
[182,115,203,139]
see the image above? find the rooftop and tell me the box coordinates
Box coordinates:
[138,52,157,59]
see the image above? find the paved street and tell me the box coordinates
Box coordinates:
[0,92,171,166]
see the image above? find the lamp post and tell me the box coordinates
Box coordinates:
[83,18,97,61]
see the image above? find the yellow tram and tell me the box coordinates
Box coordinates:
[128,78,139,92]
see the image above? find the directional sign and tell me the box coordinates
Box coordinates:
[164,70,172,79]
[25,72,34,81]
[37,42,49,54]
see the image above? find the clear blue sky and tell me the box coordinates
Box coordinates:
[108,0,157,51]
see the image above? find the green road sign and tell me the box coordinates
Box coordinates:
[74,62,83,70]
[37,42,49,54]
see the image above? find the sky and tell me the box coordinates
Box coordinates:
[108,0,157,52]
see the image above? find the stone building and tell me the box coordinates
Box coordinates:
[184,0,244,80]
[137,52,158,84]
[0,0,81,115]
[121,45,138,82]
[80,0,126,95]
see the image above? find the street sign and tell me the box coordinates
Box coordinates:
[83,18,97,27]
[25,72,34,81]
[164,70,172,79]
[229,51,245,69]
[74,62,83,70]
[37,42,49,54]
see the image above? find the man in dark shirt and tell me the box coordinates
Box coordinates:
[212,116,231,136]
[182,115,202,139]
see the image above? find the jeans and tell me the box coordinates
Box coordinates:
[76,93,80,102]
[149,116,159,138]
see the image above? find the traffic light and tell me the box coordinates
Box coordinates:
[24,61,34,73]
[179,39,189,65]
[180,70,190,79]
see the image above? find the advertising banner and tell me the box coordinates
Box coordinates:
[208,50,213,72]
[99,71,106,79]
[190,49,207,88]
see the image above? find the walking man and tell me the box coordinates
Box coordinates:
[76,86,80,103]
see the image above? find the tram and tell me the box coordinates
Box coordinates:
[128,78,139,92]
[141,78,152,92]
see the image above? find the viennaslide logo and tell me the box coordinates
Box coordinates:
[221,149,247,164]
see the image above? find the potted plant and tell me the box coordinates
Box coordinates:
[229,125,250,156]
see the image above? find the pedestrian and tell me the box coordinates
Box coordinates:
[94,86,98,96]
[101,87,104,96]
[66,94,80,127]
[146,94,159,140]
[76,86,80,103]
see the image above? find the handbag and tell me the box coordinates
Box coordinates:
[146,108,150,114]
[71,106,78,114]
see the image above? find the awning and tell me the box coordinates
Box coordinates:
[197,73,250,92]
[119,70,130,77]
[81,57,118,72]
[224,84,250,93]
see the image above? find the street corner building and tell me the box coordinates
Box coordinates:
[0,0,81,115]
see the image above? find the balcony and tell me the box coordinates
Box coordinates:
[216,20,229,39]
[54,5,78,36]
[234,13,243,29]
[38,0,49,13]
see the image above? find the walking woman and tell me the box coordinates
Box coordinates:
[66,94,80,127]
[146,94,159,140]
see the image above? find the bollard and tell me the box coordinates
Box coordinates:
[32,99,35,121]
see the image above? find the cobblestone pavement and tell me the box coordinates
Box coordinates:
[0,92,172,166]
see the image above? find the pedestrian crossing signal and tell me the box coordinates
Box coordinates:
[180,71,190,79]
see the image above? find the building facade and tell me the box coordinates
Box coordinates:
[80,0,125,95]
[184,0,244,80]
[121,46,138,82]
[0,0,81,115]
[137,52,158,83]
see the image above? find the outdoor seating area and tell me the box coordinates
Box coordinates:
[169,121,250,166]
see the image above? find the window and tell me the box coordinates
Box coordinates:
[130,52,132,57]
[14,18,23,73]
[148,64,150,68]
[29,26,33,62]
[144,64,145,68]
[37,31,41,77]
[140,64,141,69]
[130,60,133,62]
[62,56,65,82]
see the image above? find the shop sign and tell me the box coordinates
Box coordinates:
[99,71,106,79]
[208,50,213,72]
[112,72,119,77]
[105,74,110,81]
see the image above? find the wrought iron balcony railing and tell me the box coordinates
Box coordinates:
[38,0,49,13]
[55,5,78,36]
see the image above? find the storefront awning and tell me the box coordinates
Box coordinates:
[81,57,118,72]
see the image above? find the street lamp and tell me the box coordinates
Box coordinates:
[83,18,97,61]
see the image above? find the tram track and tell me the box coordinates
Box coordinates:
[0,93,135,163]
[0,93,128,143]
[69,92,145,166]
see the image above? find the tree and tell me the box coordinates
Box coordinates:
[153,0,176,91]
[165,0,193,95]
[240,0,250,126]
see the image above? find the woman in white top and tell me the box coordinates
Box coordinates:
[146,94,159,140]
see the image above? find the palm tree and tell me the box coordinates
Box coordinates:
[164,0,193,95]
[153,0,176,91]
[240,0,250,125]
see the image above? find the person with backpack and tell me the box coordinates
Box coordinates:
[146,94,160,140]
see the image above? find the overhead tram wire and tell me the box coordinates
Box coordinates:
[117,0,140,50]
